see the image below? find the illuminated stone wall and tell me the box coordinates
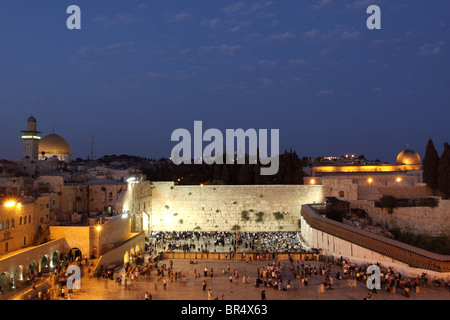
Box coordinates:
[149,182,324,232]
[351,198,450,237]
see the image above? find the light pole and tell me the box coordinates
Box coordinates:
[96,222,101,258]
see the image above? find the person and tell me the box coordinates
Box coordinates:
[202,280,207,291]
[229,275,233,284]
[163,278,167,290]
[208,288,212,300]
[404,287,410,298]
[261,290,266,300]
[145,292,149,300]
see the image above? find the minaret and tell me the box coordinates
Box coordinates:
[21,115,41,160]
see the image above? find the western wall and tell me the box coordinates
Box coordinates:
[149,182,324,232]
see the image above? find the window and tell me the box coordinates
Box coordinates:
[23,236,26,246]
[5,242,8,252]
[0,220,3,231]
[10,219,14,228]
[5,220,9,230]
[28,215,32,223]
[23,216,27,225]
[19,217,22,225]
[40,204,43,210]
[339,191,345,198]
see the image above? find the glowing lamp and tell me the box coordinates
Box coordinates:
[310,179,316,185]
[5,201,16,208]
[396,177,402,183]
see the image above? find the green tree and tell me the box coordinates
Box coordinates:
[423,138,440,190]
[438,142,450,199]
[221,163,229,184]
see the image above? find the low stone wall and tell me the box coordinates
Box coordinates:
[161,251,318,261]
[300,204,450,276]
[351,199,450,236]
[93,232,145,274]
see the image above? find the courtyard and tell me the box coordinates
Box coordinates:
[42,257,450,301]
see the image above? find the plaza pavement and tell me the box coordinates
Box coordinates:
[51,257,450,301]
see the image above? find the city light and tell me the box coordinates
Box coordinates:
[4,201,16,208]
[96,225,101,231]
[310,179,316,185]
[122,213,128,219]
[396,177,402,182]
[21,135,41,140]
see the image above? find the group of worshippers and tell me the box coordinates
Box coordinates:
[148,231,306,253]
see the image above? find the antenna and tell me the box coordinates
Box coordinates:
[91,136,94,160]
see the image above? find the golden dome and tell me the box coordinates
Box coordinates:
[39,133,71,156]
[396,148,421,165]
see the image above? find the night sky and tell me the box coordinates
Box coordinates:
[0,1,449,163]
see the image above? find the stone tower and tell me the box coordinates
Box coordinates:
[21,115,41,160]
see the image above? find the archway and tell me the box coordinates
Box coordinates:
[0,272,10,292]
[70,248,82,261]
[130,248,135,262]
[13,266,24,288]
[28,260,37,273]
[40,255,49,273]
[50,251,60,268]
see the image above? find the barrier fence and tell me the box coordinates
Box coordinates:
[160,251,319,262]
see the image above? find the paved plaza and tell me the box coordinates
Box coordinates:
[32,256,450,301]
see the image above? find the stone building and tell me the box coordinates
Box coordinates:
[0,196,50,256]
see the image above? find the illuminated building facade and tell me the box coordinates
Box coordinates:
[305,147,422,186]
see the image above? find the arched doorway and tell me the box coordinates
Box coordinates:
[27,260,37,280]
[40,255,49,273]
[0,272,10,292]
[70,248,82,261]
[50,251,60,269]
[13,266,24,288]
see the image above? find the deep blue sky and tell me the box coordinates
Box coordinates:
[1,0,449,163]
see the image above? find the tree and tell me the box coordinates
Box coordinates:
[221,163,229,184]
[423,138,440,190]
[438,142,450,199]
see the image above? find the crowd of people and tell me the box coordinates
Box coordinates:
[334,256,450,296]
[148,231,307,254]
